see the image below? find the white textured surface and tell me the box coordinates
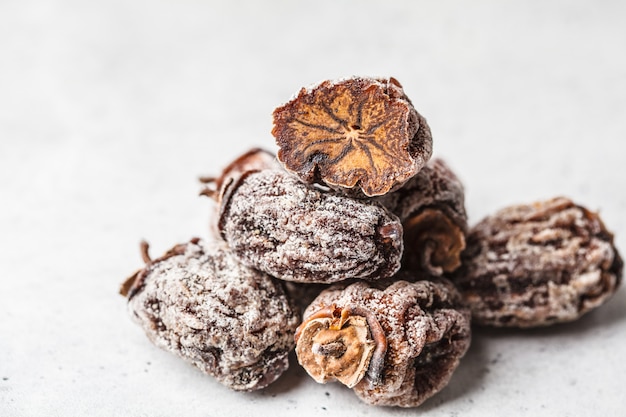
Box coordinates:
[1,0,625,415]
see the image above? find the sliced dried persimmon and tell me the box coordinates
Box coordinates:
[272,77,432,197]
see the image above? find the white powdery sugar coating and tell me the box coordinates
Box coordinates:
[453,197,623,327]
[204,148,282,240]
[219,170,403,283]
[127,239,300,391]
[303,278,471,407]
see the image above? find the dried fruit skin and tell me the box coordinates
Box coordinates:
[272,77,432,197]
[123,239,300,391]
[452,197,623,327]
[200,148,281,239]
[218,169,403,283]
[377,158,468,276]
[298,278,471,408]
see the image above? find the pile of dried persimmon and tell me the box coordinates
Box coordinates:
[120,77,623,408]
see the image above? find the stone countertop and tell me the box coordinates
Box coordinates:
[1,1,625,415]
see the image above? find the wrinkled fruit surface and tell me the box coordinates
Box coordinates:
[452,197,623,327]
[125,239,300,391]
[219,169,404,283]
[299,278,471,407]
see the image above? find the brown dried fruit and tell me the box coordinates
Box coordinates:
[121,238,300,391]
[296,277,471,408]
[452,197,623,327]
[272,77,433,197]
[377,158,468,276]
[200,148,282,239]
[217,169,403,283]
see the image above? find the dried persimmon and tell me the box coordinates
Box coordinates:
[272,77,432,197]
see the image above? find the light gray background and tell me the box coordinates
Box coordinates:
[1,0,625,416]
